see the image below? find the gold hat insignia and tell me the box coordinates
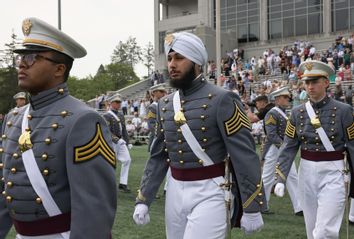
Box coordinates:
[22,19,32,36]
[304,62,313,71]
[165,34,174,46]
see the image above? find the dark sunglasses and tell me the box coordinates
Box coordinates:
[15,53,62,67]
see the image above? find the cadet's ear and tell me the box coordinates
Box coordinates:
[54,63,66,79]
[194,63,202,75]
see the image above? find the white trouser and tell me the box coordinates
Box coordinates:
[16,231,70,239]
[114,139,131,185]
[350,198,354,222]
[163,168,171,191]
[262,145,301,213]
[298,159,346,239]
[165,176,226,239]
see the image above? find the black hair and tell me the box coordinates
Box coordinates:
[254,95,268,103]
[51,51,73,81]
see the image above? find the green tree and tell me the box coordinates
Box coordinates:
[105,62,139,89]
[143,41,154,76]
[0,32,18,68]
[111,36,142,68]
[0,68,19,114]
[0,33,21,114]
[67,63,139,102]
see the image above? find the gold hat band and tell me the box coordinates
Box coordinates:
[23,38,64,52]
[301,73,329,78]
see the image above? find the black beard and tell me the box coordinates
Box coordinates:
[169,64,196,90]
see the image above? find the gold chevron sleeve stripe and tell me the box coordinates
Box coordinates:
[224,102,251,136]
[265,115,277,125]
[285,121,296,138]
[147,111,156,119]
[243,179,262,209]
[275,168,286,181]
[75,123,116,167]
[347,122,354,140]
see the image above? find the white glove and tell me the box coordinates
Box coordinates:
[133,204,150,225]
[240,212,264,235]
[274,183,285,197]
[128,144,133,150]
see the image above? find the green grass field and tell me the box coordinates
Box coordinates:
[5,145,354,238]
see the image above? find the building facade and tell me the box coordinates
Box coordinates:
[154,0,354,73]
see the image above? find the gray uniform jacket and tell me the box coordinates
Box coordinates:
[0,83,117,239]
[103,109,129,144]
[276,96,354,197]
[137,77,264,226]
[147,102,158,151]
[263,106,287,155]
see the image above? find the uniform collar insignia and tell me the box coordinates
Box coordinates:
[22,19,32,36]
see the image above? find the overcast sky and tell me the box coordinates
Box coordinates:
[0,0,154,78]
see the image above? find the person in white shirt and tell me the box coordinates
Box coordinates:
[126,120,136,138]
[121,99,129,115]
[140,117,150,136]
[139,99,147,118]
[132,112,142,134]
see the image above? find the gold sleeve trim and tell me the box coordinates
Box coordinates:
[137,190,146,202]
[285,121,296,138]
[147,111,156,119]
[224,102,251,136]
[243,180,262,209]
[346,122,354,140]
[265,115,277,125]
[74,123,116,167]
[275,168,286,181]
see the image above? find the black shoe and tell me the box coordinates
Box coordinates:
[261,209,274,215]
[350,220,354,225]
[118,184,131,193]
[295,211,303,216]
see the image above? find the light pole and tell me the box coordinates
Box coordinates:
[58,0,62,30]
[216,0,221,86]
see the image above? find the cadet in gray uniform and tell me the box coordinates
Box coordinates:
[103,95,132,193]
[0,18,117,239]
[262,87,301,215]
[13,92,27,110]
[274,60,354,239]
[133,32,264,238]
[147,83,167,151]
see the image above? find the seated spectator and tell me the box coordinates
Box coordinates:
[132,112,142,134]
[126,120,136,138]
[140,117,150,136]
